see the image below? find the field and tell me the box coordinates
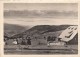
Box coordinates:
[4,45,78,55]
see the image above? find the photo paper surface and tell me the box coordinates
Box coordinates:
[4,3,78,55]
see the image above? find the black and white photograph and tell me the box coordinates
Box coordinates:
[4,3,78,55]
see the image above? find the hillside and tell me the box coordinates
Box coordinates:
[4,23,30,37]
[4,25,78,45]
[10,25,74,38]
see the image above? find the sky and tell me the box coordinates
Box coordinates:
[4,3,78,12]
[4,3,78,26]
[4,18,78,27]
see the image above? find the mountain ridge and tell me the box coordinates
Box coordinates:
[10,25,77,38]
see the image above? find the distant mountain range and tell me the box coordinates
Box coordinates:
[4,10,78,19]
[4,25,76,38]
[4,23,30,37]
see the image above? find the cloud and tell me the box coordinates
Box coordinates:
[4,10,78,19]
